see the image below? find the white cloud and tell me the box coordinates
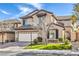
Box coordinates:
[13,3,43,19]
[19,6,31,12]
[29,3,42,10]
[15,6,33,18]
[0,9,10,15]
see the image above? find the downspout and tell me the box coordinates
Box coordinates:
[2,32,4,44]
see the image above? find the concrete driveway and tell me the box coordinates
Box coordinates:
[0,42,31,56]
[0,42,30,49]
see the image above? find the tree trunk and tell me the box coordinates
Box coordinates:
[42,26,48,45]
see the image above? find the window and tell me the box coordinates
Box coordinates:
[48,29,58,40]
[38,16,46,26]
[23,19,29,26]
[25,20,28,25]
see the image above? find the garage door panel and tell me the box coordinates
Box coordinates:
[19,33,31,42]
[18,32,38,42]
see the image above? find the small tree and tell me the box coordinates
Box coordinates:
[71,4,79,41]
[71,4,79,51]
[71,15,77,32]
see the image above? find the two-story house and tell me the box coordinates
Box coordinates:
[15,10,64,42]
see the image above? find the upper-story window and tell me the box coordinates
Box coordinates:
[38,16,45,25]
[23,19,29,26]
[37,13,46,26]
[23,17,32,26]
[25,19,29,25]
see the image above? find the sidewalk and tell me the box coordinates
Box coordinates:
[15,49,79,56]
[0,46,79,56]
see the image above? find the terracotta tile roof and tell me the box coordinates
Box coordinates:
[15,25,40,30]
[0,30,15,33]
[0,19,21,24]
[47,22,64,28]
[56,16,71,21]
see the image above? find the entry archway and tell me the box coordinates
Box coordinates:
[65,31,71,41]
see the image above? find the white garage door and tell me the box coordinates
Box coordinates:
[19,32,38,42]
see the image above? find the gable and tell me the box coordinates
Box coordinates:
[20,9,64,28]
[47,23,64,35]
[20,9,57,20]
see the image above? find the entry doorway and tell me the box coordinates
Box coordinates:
[47,29,58,40]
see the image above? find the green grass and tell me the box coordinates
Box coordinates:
[24,43,72,50]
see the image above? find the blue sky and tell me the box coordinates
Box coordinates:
[0,3,74,20]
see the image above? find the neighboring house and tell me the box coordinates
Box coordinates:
[57,16,72,41]
[57,16,79,41]
[15,10,64,42]
[0,19,21,43]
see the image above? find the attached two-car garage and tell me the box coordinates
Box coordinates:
[18,31,38,42]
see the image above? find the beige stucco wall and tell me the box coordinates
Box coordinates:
[23,11,57,27]
[44,13,54,25]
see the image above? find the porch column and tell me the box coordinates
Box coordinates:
[62,30,65,41]
[30,32,32,45]
[15,31,19,42]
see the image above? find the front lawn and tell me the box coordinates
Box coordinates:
[24,43,72,50]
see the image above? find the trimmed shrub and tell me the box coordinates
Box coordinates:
[58,37,63,42]
[33,37,43,45]
[33,39,38,44]
[64,39,70,45]
[37,37,42,42]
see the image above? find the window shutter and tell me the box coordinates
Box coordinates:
[56,29,58,39]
